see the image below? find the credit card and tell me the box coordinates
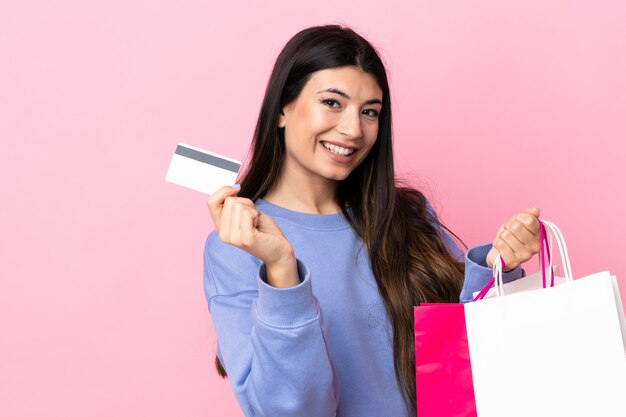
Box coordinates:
[165,142,241,195]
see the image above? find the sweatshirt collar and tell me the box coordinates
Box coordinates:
[255,198,352,231]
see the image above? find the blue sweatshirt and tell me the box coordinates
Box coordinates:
[203,198,524,417]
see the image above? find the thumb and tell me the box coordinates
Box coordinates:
[524,207,541,218]
[257,212,283,235]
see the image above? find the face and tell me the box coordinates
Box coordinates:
[277,66,383,184]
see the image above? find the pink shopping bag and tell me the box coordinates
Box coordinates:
[414,303,477,417]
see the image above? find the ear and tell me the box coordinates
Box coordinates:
[277,109,286,128]
[277,103,292,128]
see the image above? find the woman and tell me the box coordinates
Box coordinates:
[204,24,540,417]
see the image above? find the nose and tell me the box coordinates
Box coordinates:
[337,107,363,139]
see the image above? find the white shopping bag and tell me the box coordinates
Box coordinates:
[465,220,626,417]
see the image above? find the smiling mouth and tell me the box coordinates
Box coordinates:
[321,141,356,156]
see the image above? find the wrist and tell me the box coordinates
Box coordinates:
[265,251,299,288]
[486,248,517,272]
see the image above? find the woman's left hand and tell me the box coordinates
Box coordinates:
[486,208,541,271]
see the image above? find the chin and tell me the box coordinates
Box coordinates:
[320,169,353,182]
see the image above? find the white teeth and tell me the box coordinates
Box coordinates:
[323,142,355,156]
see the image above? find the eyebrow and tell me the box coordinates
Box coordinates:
[316,88,383,106]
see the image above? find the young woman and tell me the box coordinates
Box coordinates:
[204,24,540,417]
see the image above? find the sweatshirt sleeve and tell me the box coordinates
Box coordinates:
[424,201,526,304]
[203,232,338,417]
[459,243,526,303]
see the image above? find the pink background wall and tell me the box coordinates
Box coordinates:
[1,1,624,416]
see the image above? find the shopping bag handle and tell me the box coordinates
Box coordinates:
[539,220,573,283]
[473,219,573,301]
[539,222,554,288]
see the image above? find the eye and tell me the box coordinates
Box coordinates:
[363,109,380,118]
[320,98,341,108]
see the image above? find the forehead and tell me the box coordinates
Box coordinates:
[303,66,383,100]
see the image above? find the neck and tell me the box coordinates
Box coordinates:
[263,168,340,215]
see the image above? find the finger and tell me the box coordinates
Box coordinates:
[216,195,255,213]
[225,196,256,239]
[523,207,541,219]
[229,200,244,245]
[207,186,241,229]
[239,208,259,249]
[499,228,533,262]
[505,218,541,253]
[492,235,519,270]
[515,209,539,235]
[252,208,260,229]
[505,212,539,237]
[495,223,505,237]
[224,198,258,244]
[232,197,256,209]
[218,195,235,241]
[490,213,521,265]
[207,185,241,208]
[257,211,282,235]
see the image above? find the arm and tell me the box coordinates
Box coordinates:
[459,243,525,303]
[424,201,525,304]
[204,233,338,417]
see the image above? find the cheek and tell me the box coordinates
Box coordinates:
[290,105,324,140]
[308,111,331,133]
[306,104,341,133]
[366,122,379,137]
[354,142,376,166]
[363,125,379,150]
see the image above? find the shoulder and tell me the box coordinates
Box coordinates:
[396,186,441,226]
[423,197,441,227]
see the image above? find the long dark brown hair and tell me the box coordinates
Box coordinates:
[214,24,465,414]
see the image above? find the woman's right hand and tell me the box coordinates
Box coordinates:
[206,186,299,288]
